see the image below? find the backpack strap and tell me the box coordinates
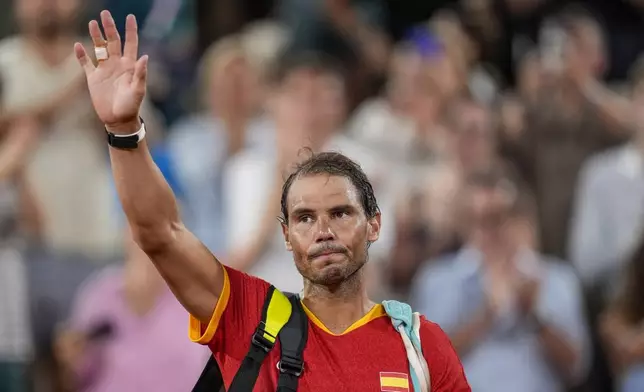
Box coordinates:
[191,288,307,392]
[276,293,308,392]
[227,286,292,392]
[192,355,223,392]
[382,300,431,392]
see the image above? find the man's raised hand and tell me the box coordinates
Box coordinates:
[74,11,147,133]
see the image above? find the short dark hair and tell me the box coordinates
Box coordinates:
[279,150,379,224]
[269,51,346,86]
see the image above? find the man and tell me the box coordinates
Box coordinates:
[0,0,122,258]
[73,11,470,391]
[168,35,270,256]
[503,6,629,259]
[222,51,397,294]
[569,56,644,297]
[410,167,590,392]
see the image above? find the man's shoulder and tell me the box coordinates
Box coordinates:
[221,265,273,296]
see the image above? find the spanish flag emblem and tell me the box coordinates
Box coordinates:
[379,372,410,392]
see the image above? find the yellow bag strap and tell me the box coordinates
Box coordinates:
[260,286,293,344]
[227,286,294,392]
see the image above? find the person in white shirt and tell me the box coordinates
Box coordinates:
[224,52,396,293]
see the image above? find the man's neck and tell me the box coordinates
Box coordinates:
[301,270,374,335]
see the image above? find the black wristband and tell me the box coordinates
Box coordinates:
[105,118,145,150]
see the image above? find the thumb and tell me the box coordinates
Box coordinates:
[132,55,148,93]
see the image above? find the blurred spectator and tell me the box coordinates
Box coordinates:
[0,103,39,392]
[0,0,121,259]
[502,6,630,259]
[410,165,590,392]
[349,40,452,163]
[223,52,396,293]
[569,57,644,296]
[55,229,209,392]
[278,0,390,107]
[600,234,644,392]
[168,35,272,255]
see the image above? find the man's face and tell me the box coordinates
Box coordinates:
[565,23,606,78]
[463,183,515,252]
[17,0,79,38]
[455,105,495,172]
[281,174,380,286]
[209,54,256,118]
[272,68,346,145]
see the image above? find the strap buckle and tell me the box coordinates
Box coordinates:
[277,356,304,377]
[251,322,276,352]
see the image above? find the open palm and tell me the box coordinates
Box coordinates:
[74,11,148,133]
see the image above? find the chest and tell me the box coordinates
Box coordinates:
[221,325,415,392]
[1,49,81,109]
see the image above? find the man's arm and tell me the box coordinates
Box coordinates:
[75,11,224,326]
[108,122,223,324]
[581,80,633,135]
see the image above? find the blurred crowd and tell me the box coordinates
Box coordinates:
[1,0,644,392]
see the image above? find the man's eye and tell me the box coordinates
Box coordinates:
[299,215,313,223]
[333,211,349,219]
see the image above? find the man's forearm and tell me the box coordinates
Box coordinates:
[107,119,180,250]
[582,80,633,133]
[537,320,580,382]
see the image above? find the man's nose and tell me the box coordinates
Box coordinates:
[314,218,335,243]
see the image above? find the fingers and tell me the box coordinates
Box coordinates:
[88,20,105,48]
[123,14,138,60]
[74,43,95,75]
[132,55,149,93]
[100,10,122,57]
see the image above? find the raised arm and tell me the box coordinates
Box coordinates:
[73,11,223,323]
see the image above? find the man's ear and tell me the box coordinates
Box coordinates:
[281,222,292,251]
[367,212,381,243]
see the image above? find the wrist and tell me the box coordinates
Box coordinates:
[105,118,142,135]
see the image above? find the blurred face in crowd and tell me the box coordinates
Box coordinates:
[208,50,257,120]
[454,103,496,173]
[565,20,606,79]
[387,48,425,114]
[462,181,517,255]
[388,45,447,124]
[282,174,380,287]
[272,67,346,149]
[17,0,80,38]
